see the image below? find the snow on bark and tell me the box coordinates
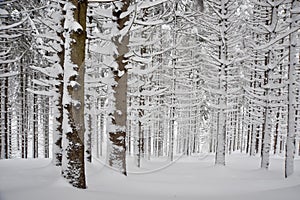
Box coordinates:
[61,0,87,189]
[107,0,131,176]
[203,0,240,166]
[258,2,282,170]
[40,0,66,167]
[285,0,299,178]
[215,103,226,166]
[261,100,272,169]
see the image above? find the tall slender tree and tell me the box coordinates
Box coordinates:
[108,0,131,176]
[285,0,300,178]
[200,0,241,165]
[61,0,87,188]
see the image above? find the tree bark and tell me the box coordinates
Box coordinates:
[20,60,28,159]
[215,0,228,166]
[52,1,65,166]
[44,96,50,158]
[108,0,131,176]
[4,76,9,159]
[285,0,299,178]
[33,93,38,158]
[62,0,87,189]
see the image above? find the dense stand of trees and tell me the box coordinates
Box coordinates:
[0,0,299,188]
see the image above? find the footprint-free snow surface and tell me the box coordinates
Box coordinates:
[1,153,300,200]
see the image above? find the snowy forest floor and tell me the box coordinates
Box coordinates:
[1,153,300,200]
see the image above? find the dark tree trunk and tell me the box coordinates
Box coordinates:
[108,0,131,176]
[4,76,9,159]
[44,97,50,158]
[33,93,38,158]
[62,0,87,189]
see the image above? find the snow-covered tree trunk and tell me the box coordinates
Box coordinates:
[108,0,131,176]
[285,0,299,178]
[4,75,8,159]
[137,88,145,167]
[198,0,241,164]
[43,97,50,158]
[61,0,87,189]
[136,10,147,167]
[33,93,38,158]
[261,87,272,169]
[259,2,282,170]
[52,1,65,166]
[20,62,28,159]
[84,3,96,163]
[85,94,92,163]
[215,86,227,166]
[214,0,230,166]
[52,62,64,164]
[0,80,3,158]
[2,75,8,159]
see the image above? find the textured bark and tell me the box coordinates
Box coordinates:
[169,2,177,162]
[260,62,271,169]
[261,102,272,169]
[260,3,278,170]
[62,0,87,189]
[215,108,226,165]
[33,93,38,158]
[52,2,65,166]
[214,0,228,166]
[86,109,92,163]
[137,16,147,166]
[0,80,2,158]
[53,73,63,165]
[3,76,9,159]
[0,76,9,159]
[137,92,145,167]
[273,109,280,154]
[44,97,50,158]
[85,7,94,163]
[20,62,28,159]
[285,0,299,178]
[108,0,130,176]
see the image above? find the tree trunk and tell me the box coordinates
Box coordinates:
[261,3,278,169]
[86,104,92,163]
[0,79,2,158]
[33,93,38,159]
[52,1,65,166]
[285,0,299,178]
[3,76,9,159]
[215,108,226,165]
[108,0,131,176]
[137,21,146,167]
[61,0,87,189]
[137,92,145,167]
[261,100,272,169]
[20,61,28,159]
[53,73,63,165]
[44,97,50,158]
[214,0,231,166]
